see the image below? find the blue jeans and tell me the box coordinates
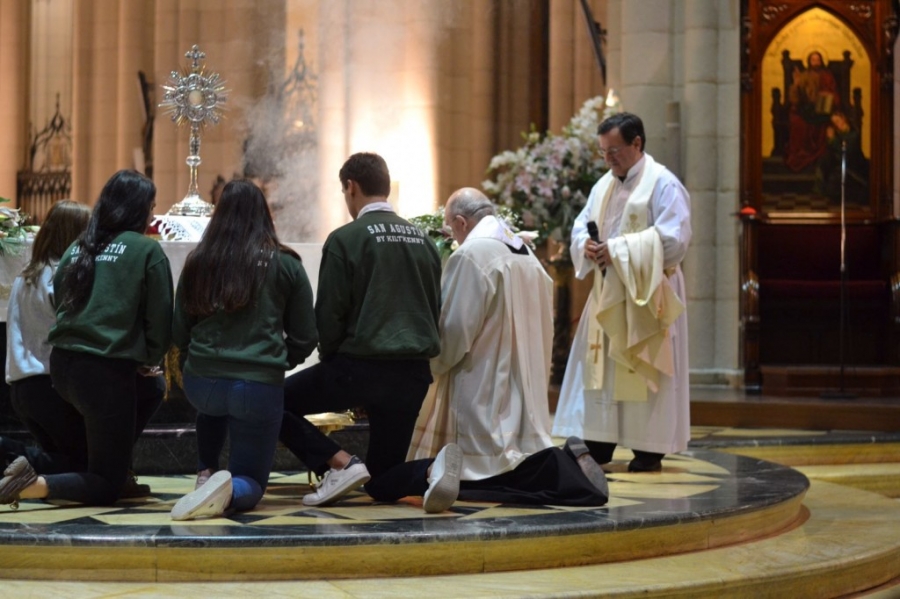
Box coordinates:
[183,375,283,513]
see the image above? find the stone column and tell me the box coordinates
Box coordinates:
[316,0,447,234]
[548,0,605,133]
[617,0,675,159]
[316,0,351,236]
[463,1,498,201]
[70,0,154,204]
[0,0,28,204]
[713,0,741,379]
[31,0,73,140]
[549,0,575,132]
[681,0,719,376]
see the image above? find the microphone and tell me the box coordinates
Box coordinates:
[587,221,601,243]
[586,221,606,275]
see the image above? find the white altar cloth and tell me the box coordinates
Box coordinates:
[151,215,211,242]
[0,240,324,322]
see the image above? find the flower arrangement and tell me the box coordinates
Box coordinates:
[0,198,36,255]
[482,93,620,251]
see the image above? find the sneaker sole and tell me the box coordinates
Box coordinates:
[564,437,591,460]
[423,444,462,514]
[171,470,232,521]
[302,469,371,507]
[565,437,610,498]
[0,457,38,508]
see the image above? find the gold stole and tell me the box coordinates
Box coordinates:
[583,155,682,400]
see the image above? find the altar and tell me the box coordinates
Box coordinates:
[0,237,325,323]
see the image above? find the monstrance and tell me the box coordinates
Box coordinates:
[160,45,227,216]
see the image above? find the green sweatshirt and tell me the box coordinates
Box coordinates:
[49,231,174,365]
[172,250,318,386]
[316,209,441,360]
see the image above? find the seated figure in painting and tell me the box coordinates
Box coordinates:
[407,188,608,507]
[785,51,840,173]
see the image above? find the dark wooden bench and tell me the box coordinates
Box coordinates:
[740,218,900,392]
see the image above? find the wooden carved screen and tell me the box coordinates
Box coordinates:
[739,0,900,393]
[16,96,72,224]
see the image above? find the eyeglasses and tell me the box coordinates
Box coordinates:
[598,145,629,160]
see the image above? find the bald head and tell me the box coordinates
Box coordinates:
[445,188,495,244]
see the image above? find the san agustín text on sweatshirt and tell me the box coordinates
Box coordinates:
[316,210,442,360]
[49,231,174,366]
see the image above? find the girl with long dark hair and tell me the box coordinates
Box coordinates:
[0,170,173,507]
[169,179,316,520]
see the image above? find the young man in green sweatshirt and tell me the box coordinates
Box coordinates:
[278,152,463,513]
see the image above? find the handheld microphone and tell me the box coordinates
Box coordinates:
[586,221,606,275]
[586,221,601,243]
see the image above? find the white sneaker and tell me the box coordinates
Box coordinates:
[423,443,462,513]
[302,462,370,507]
[171,470,232,521]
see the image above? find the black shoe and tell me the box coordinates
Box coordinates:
[627,456,663,473]
[120,470,151,499]
[564,437,610,498]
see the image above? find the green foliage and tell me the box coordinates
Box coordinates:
[408,205,527,261]
[0,197,32,256]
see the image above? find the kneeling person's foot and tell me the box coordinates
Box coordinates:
[0,457,39,510]
[564,437,609,499]
[303,456,370,507]
[423,443,462,513]
[121,470,151,499]
[171,470,233,520]
[194,468,217,491]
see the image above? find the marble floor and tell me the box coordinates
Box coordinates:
[0,428,898,597]
[0,449,808,580]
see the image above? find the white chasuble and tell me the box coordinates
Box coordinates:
[552,154,693,455]
[408,216,554,480]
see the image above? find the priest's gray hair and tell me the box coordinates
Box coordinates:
[446,187,495,223]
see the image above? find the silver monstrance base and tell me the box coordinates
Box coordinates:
[167,193,213,217]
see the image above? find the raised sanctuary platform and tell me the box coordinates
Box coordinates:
[1,435,899,597]
[0,449,807,581]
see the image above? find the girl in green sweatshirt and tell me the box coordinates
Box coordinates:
[0,169,173,508]
[169,179,317,520]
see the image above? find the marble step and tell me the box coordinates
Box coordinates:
[0,480,896,598]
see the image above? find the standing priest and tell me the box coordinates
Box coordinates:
[553,112,692,473]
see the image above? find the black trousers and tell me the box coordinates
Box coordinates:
[279,355,434,502]
[45,348,163,505]
[585,440,664,465]
[7,375,87,472]
[459,447,609,507]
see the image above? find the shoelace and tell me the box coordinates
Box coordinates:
[310,469,331,491]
